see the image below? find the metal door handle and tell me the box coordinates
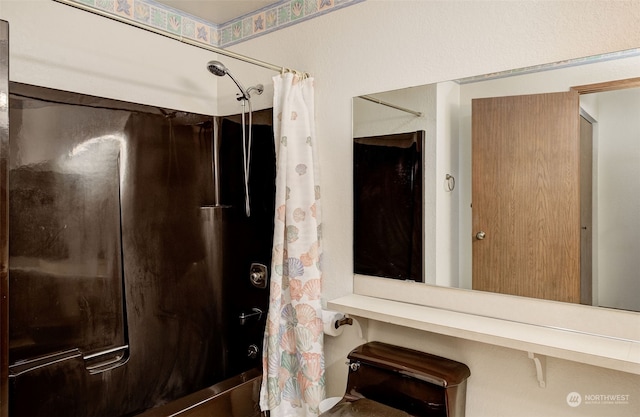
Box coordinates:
[83,345,130,375]
[476,231,486,240]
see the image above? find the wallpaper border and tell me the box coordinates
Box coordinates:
[67,0,365,48]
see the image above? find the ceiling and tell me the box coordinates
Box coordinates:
[154,0,282,25]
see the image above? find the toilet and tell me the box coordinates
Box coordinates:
[320,341,471,417]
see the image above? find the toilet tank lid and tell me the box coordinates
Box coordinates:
[347,342,471,388]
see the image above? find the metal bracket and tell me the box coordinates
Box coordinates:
[527,352,546,388]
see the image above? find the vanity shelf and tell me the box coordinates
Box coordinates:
[328,294,640,376]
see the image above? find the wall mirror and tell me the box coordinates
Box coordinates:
[352,48,640,313]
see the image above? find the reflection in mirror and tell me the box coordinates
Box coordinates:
[353,131,424,281]
[353,48,640,312]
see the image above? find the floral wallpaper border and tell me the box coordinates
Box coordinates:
[68,0,365,48]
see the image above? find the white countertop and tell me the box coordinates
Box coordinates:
[328,293,640,376]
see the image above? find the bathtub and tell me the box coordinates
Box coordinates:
[137,368,265,417]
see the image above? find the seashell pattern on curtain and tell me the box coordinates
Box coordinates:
[260,73,325,417]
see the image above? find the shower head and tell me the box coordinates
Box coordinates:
[206,60,249,101]
[207,60,228,77]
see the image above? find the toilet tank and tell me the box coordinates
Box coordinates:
[344,342,471,417]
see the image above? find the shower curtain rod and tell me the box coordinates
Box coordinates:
[358,95,423,117]
[53,0,303,75]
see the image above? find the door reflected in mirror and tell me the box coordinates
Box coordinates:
[352,48,640,312]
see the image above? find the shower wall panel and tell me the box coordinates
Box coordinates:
[5,83,273,416]
[216,116,274,377]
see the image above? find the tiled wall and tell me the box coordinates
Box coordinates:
[70,0,365,47]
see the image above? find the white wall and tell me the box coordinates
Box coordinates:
[434,81,460,287]
[0,0,219,115]
[3,1,640,416]
[595,88,640,311]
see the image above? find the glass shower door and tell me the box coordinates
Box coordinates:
[7,88,129,416]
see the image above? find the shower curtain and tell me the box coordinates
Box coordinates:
[260,73,324,417]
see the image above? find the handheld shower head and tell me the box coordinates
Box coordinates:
[205,60,263,217]
[206,60,248,101]
[206,60,228,77]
